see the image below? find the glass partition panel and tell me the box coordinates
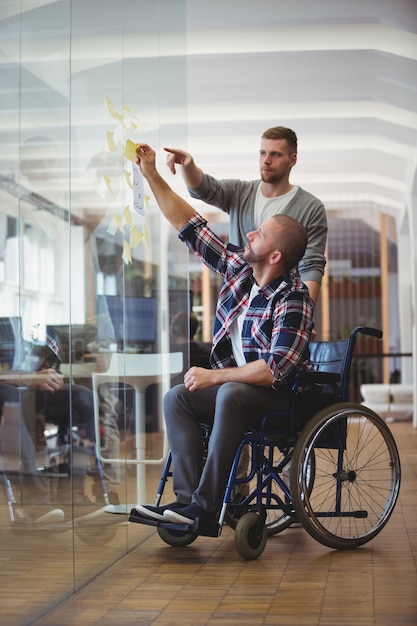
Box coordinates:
[0,0,186,622]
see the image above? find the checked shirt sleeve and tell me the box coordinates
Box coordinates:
[266,292,313,390]
[178,213,244,277]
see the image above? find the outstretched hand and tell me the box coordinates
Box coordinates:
[164,147,193,175]
[135,143,157,179]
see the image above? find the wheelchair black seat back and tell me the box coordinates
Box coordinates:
[291,329,357,428]
[129,326,401,560]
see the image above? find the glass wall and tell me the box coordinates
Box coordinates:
[0,1,187,623]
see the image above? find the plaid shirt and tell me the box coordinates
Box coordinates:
[179,213,314,392]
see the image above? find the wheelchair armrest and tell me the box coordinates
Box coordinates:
[294,371,341,386]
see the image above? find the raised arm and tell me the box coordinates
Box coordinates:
[136,144,196,231]
[164,147,204,189]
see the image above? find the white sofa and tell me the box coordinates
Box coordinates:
[360,384,414,421]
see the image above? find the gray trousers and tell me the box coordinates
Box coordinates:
[163,382,290,516]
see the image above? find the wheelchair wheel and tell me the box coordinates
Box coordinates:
[234,512,268,560]
[224,445,297,536]
[157,526,198,547]
[290,403,401,550]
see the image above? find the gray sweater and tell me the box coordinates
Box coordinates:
[189,174,327,285]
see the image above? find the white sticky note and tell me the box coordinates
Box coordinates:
[132,162,145,216]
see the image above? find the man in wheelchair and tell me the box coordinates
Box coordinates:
[133,143,316,531]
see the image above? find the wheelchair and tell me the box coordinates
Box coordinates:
[128,327,401,560]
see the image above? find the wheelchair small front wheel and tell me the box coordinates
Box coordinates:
[234,512,267,560]
[225,445,298,536]
[157,526,198,547]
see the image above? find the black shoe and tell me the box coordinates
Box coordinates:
[134,502,187,522]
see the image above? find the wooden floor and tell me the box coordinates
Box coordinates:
[25,420,417,626]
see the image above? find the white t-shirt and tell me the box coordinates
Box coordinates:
[229,283,261,366]
[254,183,299,227]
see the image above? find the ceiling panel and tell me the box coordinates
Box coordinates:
[184,0,417,220]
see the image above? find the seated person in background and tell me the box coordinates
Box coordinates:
[170,311,211,387]
[133,144,315,527]
[0,351,96,509]
[0,368,94,507]
[45,326,121,505]
[0,368,65,523]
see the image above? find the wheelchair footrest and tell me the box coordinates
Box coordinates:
[128,509,160,527]
[128,508,221,537]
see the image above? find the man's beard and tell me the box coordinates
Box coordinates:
[261,170,284,185]
[242,246,269,265]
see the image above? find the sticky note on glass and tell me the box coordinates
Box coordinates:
[124,139,137,162]
[103,174,113,195]
[106,131,116,152]
[132,162,145,216]
[124,169,133,189]
[130,225,143,247]
[123,205,132,226]
[122,241,132,264]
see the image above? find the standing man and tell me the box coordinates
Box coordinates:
[165,126,326,304]
[132,144,315,526]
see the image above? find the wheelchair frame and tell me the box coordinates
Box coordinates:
[129,327,401,560]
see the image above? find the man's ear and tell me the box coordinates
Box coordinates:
[269,250,282,266]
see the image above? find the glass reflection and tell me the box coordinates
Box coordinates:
[0,0,186,623]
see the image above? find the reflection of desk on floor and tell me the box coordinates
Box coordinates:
[92,352,183,504]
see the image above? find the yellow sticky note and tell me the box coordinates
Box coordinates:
[103,174,113,195]
[122,241,132,264]
[107,220,118,236]
[130,226,143,247]
[123,205,132,226]
[124,139,137,162]
[106,96,117,118]
[124,169,133,189]
[113,214,125,234]
[106,96,125,126]
[123,105,140,129]
[106,131,116,151]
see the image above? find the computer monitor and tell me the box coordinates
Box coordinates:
[97,295,158,351]
[151,288,193,321]
[0,316,25,369]
[45,324,97,363]
[168,289,193,317]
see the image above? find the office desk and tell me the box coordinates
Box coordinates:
[91,352,183,505]
[60,362,98,379]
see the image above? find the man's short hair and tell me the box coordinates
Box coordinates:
[270,214,308,271]
[261,126,298,154]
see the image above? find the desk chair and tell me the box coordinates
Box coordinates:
[92,352,183,506]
